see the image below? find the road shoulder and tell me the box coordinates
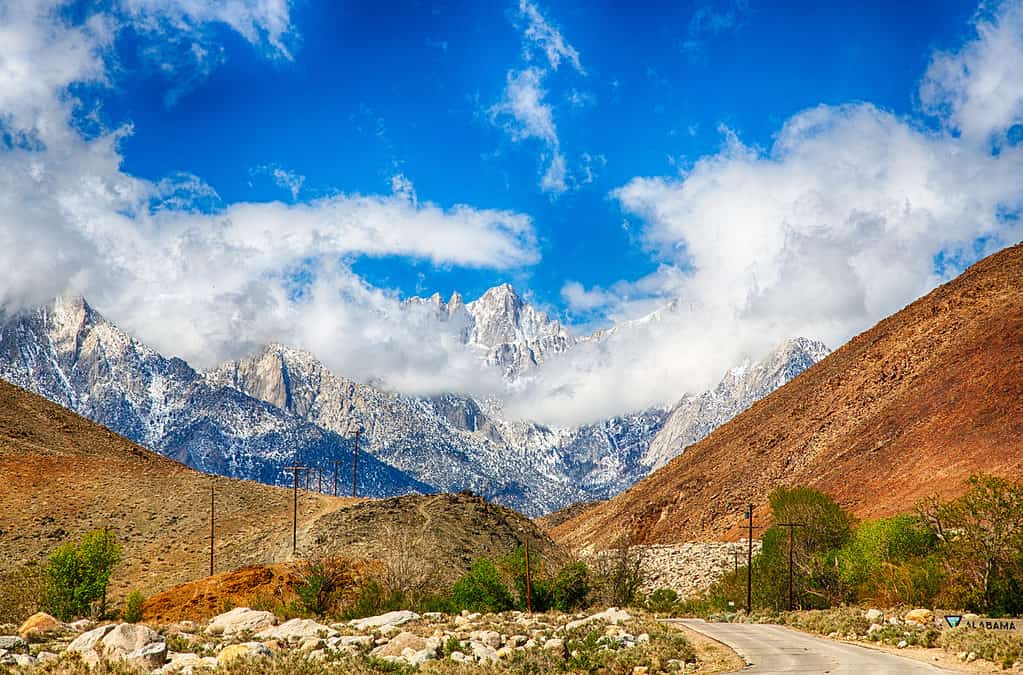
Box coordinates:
[665,620,746,673]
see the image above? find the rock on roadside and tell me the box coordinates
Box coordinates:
[205,608,276,637]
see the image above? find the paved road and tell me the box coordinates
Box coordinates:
[673,619,956,674]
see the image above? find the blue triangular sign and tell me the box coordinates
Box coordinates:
[945,615,962,628]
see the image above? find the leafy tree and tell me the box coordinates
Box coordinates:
[836,515,939,604]
[919,474,1023,615]
[43,530,122,620]
[450,559,514,613]
[551,560,591,612]
[756,487,852,610]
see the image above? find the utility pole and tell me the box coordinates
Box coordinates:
[744,504,764,613]
[351,428,361,498]
[332,460,342,497]
[318,467,323,494]
[777,522,806,611]
[209,481,215,577]
[524,540,533,614]
[285,463,309,555]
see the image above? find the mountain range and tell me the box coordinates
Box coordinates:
[0,285,828,515]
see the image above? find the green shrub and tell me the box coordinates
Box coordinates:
[450,559,514,613]
[122,590,144,623]
[43,530,122,620]
[338,579,404,620]
[296,557,357,616]
[551,560,590,612]
[939,627,1023,669]
[645,588,679,614]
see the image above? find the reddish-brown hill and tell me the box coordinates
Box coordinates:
[553,242,1023,549]
[0,378,349,601]
[0,379,564,621]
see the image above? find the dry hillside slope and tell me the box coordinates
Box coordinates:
[553,242,1023,549]
[0,380,562,606]
[0,377,350,598]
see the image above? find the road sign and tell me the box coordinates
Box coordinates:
[944,615,961,629]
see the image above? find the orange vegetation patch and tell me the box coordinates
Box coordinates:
[143,559,380,624]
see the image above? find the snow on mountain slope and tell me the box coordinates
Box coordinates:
[403,284,574,380]
[641,337,831,471]
[0,287,828,516]
[0,296,429,497]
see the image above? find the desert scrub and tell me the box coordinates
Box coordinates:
[0,562,46,623]
[778,608,871,637]
[938,628,1023,669]
[865,622,940,648]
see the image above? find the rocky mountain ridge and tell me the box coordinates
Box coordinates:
[0,286,828,515]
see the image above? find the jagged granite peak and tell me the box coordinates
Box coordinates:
[640,337,830,471]
[0,299,428,497]
[403,282,575,380]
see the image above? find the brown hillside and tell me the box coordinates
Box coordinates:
[0,378,349,600]
[0,380,564,617]
[553,242,1023,549]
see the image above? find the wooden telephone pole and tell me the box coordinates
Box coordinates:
[777,522,806,610]
[285,463,309,554]
[351,428,361,497]
[744,504,764,612]
[332,460,343,497]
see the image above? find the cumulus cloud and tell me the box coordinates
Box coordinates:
[920,0,1023,143]
[0,0,538,397]
[516,2,1023,426]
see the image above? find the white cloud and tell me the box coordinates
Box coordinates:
[0,0,539,398]
[517,0,584,73]
[512,2,1023,426]
[252,164,305,200]
[490,1,588,194]
[490,68,558,145]
[920,0,1023,143]
[121,0,295,58]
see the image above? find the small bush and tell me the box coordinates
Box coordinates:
[939,627,1023,669]
[338,579,404,620]
[0,563,47,623]
[43,529,122,620]
[122,590,144,623]
[551,560,590,612]
[645,588,679,614]
[296,557,354,616]
[450,559,515,613]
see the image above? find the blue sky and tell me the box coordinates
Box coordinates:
[98,0,977,314]
[3,0,1022,423]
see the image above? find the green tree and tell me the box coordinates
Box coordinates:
[43,530,122,620]
[755,487,852,610]
[919,474,1023,615]
[450,559,515,613]
[836,515,939,604]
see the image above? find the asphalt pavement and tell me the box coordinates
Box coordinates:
[673,619,958,674]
